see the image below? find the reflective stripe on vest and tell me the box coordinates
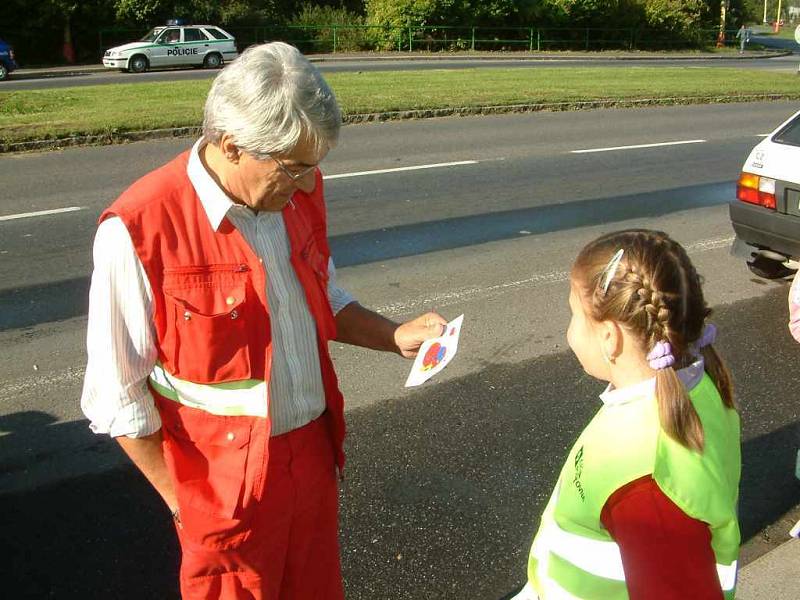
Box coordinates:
[149,363,267,417]
[540,517,737,592]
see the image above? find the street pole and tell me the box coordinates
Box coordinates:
[776,0,782,31]
[763,0,768,24]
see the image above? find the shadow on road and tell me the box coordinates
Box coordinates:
[740,421,800,540]
[1,282,797,599]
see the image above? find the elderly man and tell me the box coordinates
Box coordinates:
[81,42,446,600]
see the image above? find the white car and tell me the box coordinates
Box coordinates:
[103,24,238,73]
[729,108,800,278]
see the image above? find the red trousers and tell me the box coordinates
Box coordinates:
[173,415,344,600]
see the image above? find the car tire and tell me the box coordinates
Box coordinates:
[203,53,222,69]
[0,64,7,81]
[746,254,797,279]
[129,55,148,73]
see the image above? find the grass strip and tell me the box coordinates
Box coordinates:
[1,67,799,145]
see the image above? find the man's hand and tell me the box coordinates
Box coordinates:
[393,312,448,358]
[334,303,447,357]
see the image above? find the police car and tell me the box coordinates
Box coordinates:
[103,22,238,73]
[729,108,800,279]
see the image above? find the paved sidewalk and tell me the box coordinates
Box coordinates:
[737,537,800,599]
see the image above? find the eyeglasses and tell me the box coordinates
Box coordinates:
[266,154,317,182]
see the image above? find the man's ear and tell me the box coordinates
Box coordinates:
[219,134,240,163]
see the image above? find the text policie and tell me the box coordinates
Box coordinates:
[167,47,199,56]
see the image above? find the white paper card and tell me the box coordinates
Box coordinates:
[404,314,464,388]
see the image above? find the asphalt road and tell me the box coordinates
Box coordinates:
[1,103,799,598]
[4,52,800,91]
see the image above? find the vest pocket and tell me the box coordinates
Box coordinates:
[163,407,253,526]
[162,265,252,383]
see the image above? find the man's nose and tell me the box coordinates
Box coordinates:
[294,170,317,194]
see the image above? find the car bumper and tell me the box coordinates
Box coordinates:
[103,57,127,69]
[729,200,800,259]
[1,59,16,73]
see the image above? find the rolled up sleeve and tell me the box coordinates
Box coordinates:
[327,257,355,315]
[80,217,161,438]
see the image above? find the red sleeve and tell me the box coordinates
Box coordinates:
[600,476,722,600]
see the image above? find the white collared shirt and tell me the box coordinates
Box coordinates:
[598,356,706,407]
[80,140,354,438]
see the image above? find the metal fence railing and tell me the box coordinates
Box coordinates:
[97,25,745,58]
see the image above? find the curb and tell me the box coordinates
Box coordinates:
[5,93,800,154]
[342,93,800,123]
[736,538,800,600]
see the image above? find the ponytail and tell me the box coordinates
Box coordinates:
[654,343,735,454]
[701,344,736,410]
[655,367,705,452]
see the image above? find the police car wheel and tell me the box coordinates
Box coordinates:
[129,55,148,73]
[0,64,7,81]
[203,53,222,69]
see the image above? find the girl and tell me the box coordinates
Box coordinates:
[517,229,741,600]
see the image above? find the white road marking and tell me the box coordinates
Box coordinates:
[374,235,734,316]
[0,206,84,222]
[324,161,479,180]
[756,134,771,137]
[0,164,479,222]
[571,140,706,154]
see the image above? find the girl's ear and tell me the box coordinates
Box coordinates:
[599,320,623,362]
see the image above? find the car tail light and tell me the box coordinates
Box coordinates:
[737,172,776,210]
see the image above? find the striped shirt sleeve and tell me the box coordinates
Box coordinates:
[327,257,355,315]
[80,217,161,438]
[790,270,800,344]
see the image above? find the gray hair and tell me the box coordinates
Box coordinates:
[202,42,341,158]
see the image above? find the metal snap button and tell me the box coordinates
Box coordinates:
[230,309,239,320]
[225,296,235,306]
[183,311,191,321]
[226,432,235,442]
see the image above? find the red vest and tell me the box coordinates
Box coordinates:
[101,150,346,519]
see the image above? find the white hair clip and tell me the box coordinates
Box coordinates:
[601,249,624,294]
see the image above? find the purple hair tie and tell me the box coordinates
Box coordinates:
[694,323,717,350]
[647,341,675,370]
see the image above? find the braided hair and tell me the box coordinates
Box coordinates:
[572,229,735,452]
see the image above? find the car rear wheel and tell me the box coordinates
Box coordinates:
[129,55,148,73]
[203,53,222,69]
[746,254,797,279]
[0,64,8,81]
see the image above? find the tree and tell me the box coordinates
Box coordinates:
[113,0,282,25]
[365,0,519,28]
